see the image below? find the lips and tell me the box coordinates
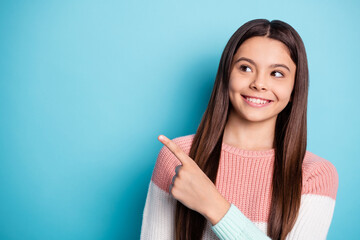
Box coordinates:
[241,95,273,102]
[241,95,273,108]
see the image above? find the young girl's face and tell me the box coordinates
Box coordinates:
[228,36,296,123]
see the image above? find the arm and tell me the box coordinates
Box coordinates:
[210,159,339,240]
[285,194,336,240]
[210,195,336,240]
[285,158,339,239]
[140,179,177,240]
[140,143,182,239]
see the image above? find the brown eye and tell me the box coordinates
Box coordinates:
[240,65,252,72]
[272,71,284,77]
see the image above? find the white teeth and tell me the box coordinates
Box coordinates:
[246,97,269,104]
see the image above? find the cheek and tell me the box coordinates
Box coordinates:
[228,77,243,92]
[275,83,294,102]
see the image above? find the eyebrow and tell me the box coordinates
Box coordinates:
[234,57,291,72]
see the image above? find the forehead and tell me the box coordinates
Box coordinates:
[233,36,295,69]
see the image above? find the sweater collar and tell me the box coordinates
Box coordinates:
[221,142,275,158]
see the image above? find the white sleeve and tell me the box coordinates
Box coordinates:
[285,194,336,240]
[140,180,177,240]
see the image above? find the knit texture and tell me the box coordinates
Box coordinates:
[140,134,339,240]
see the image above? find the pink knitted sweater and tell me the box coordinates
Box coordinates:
[140,133,339,239]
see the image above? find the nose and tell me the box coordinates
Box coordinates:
[250,73,268,91]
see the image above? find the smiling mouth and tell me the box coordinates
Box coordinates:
[241,95,273,104]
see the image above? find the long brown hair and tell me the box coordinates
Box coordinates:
[174,19,309,240]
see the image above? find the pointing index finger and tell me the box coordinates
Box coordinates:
[158,135,190,165]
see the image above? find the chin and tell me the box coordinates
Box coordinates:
[244,116,270,123]
[239,111,277,123]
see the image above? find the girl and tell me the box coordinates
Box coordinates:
[140,19,338,240]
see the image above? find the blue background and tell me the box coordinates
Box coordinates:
[0,0,359,239]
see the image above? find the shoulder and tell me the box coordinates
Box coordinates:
[302,151,339,200]
[151,133,195,193]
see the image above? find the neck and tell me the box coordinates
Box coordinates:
[223,108,276,151]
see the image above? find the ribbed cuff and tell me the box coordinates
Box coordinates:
[210,204,271,240]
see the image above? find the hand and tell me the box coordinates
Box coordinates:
[157,134,231,225]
